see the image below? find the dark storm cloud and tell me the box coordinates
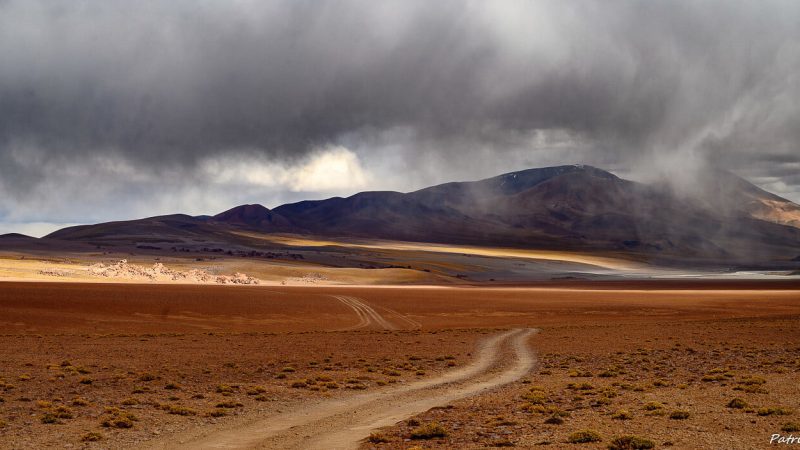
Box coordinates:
[1,0,799,229]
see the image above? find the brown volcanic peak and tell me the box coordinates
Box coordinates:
[41,164,800,265]
[212,204,291,230]
[704,170,800,228]
[45,214,213,241]
[0,233,35,240]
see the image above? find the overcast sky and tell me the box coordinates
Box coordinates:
[1,0,799,236]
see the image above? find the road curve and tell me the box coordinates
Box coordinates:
[149,328,537,450]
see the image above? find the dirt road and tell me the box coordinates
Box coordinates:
[333,295,421,330]
[148,328,537,449]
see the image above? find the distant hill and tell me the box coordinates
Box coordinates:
[43,165,800,265]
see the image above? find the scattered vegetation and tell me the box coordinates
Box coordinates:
[608,435,656,450]
[669,410,690,420]
[757,407,792,417]
[410,422,448,440]
[164,405,197,416]
[567,430,602,444]
[101,408,138,429]
[782,422,800,432]
[81,432,103,442]
[367,432,390,443]
[612,409,633,420]
[727,398,748,409]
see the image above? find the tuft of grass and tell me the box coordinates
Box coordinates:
[165,405,197,416]
[101,408,138,429]
[522,387,548,405]
[410,422,448,440]
[71,397,89,406]
[216,384,234,394]
[81,432,103,442]
[669,410,690,420]
[544,415,564,425]
[246,386,267,395]
[757,407,793,417]
[367,432,390,443]
[608,435,655,450]
[642,402,664,411]
[40,413,59,424]
[53,406,73,419]
[207,409,227,417]
[612,410,633,420]
[215,401,243,408]
[138,373,157,382]
[727,398,748,409]
[164,383,180,390]
[78,377,93,385]
[782,422,800,432]
[567,430,602,444]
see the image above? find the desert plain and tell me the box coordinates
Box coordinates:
[1,268,798,449]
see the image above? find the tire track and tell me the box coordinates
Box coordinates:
[332,295,397,330]
[149,328,538,450]
[332,295,371,330]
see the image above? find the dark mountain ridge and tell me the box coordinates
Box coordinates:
[44,165,800,265]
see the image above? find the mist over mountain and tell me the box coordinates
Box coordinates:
[45,165,800,266]
[1,1,799,235]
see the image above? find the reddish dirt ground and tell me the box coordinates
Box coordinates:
[2,281,799,333]
[0,281,798,449]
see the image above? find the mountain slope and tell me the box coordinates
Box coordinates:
[268,165,800,260]
[213,204,292,230]
[43,165,800,264]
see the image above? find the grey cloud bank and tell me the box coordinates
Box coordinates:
[1,0,799,235]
